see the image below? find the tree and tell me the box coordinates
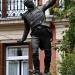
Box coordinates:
[54,0,75,75]
[52,0,75,53]
[61,0,75,53]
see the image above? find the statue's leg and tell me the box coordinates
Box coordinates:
[44,38,51,74]
[31,36,40,74]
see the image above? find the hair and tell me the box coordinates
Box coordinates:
[24,0,35,8]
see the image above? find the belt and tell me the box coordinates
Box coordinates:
[36,25,50,29]
[32,25,50,32]
[37,26,43,29]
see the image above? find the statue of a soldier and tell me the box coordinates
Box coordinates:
[18,0,57,75]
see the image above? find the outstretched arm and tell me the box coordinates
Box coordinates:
[21,21,30,42]
[17,14,30,43]
[42,0,57,12]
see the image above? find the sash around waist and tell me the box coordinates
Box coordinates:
[32,25,50,30]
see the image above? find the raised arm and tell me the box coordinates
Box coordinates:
[42,0,57,12]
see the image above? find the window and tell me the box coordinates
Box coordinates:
[6,46,29,75]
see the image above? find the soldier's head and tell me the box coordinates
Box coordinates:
[24,0,35,9]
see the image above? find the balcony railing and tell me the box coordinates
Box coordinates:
[0,0,64,18]
[6,0,27,17]
[0,0,38,17]
[0,0,28,17]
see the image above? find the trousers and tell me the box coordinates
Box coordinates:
[31,27,51,73]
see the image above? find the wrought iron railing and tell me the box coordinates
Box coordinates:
[6,0,27,17]
[0,0,63,17]
[0,0,37,17]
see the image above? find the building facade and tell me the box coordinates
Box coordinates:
[0,0,68,75]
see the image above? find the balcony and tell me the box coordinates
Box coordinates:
[0,0,43,17]
[0,0,28,17]
[0,0,66,28]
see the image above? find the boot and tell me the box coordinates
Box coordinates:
[29,69,40,75]
[33,70,40,75]
[42,72,51,75]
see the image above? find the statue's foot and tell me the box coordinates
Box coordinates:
[29,69,41,75]
[35,72,41,75]
[42,72,51,75]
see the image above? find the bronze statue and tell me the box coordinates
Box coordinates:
[18,0,57,75]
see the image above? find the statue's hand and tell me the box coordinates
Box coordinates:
[20,13,25,19]
[17,39,24,44]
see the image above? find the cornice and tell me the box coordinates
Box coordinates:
[0,15,69,26]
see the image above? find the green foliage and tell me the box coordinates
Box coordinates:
[58,53,75,75]
[55,0,75,53]
[56,0,75,75]
[61,7,75,53]
[51,0,75,19]
[64,0,75,10]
